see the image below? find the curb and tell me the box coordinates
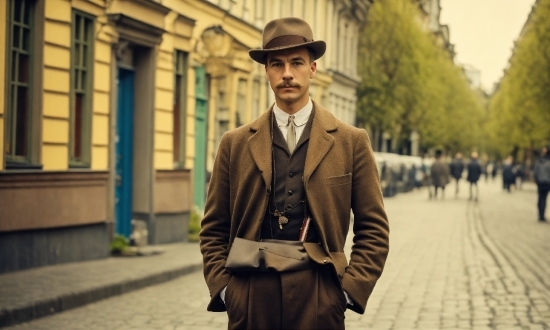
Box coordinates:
[0,263,202,328]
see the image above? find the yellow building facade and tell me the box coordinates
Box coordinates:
[1,0,370,273]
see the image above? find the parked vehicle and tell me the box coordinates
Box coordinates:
[373,152,425,197]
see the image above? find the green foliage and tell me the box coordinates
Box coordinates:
[110,234,130,254]
[188,208,202,242]
[357,0,487,154]
[487,0,550,158]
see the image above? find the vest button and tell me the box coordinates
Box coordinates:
[286,205,292,210]
[289,172,294,177]
[288,190,293,195]
[323,259,328,264]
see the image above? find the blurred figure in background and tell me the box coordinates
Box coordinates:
[449,152,464,198]
[466,152,482,201]
[502,156,515,192]
[485,162,494,183]
[421,155,433,199]
[514,163,525,190]
[431,150,450,200]
[491,161,498,181]
[533,146,550,222]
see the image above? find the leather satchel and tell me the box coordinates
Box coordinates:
[225,237,311,272]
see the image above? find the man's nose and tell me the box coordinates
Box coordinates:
[282,63,293,80]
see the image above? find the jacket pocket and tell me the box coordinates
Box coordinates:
[327,173,352,186]
[330,252,349,277]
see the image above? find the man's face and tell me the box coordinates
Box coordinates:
[265,47,316,109]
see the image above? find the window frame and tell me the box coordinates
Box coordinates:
[173,50,188,169]
[2,0,34,169]
[68,9,95,168]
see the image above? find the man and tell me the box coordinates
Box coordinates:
[430,150,450,199]
[466,152,482,201]
[534,146,550,222]
[449,152,464,197]
[199,17,390,329]
[502,156,515,192]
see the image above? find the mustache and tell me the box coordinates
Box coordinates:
[276,82,302,89]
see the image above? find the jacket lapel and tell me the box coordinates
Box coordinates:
[248,102,338,186]
[248,109,273,188]
[304,101,338,183]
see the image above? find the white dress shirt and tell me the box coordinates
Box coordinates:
[273,99,313,144]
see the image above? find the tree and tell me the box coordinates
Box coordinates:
[487,0,550,161]
[358,0,486,155]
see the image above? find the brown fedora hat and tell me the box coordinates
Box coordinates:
[249,17,326,64]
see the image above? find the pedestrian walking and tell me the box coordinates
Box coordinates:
[449,152,465,197]
[533,146,550,222]
[421,155,433,199]
[466,152,482,201]
[199,17,390,330]
[430,150,450,199]
[514,163,525,190]
[502,156,515,192]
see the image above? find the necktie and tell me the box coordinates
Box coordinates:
[287,115,296,153]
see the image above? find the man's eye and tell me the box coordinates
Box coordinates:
[293,62,303,66]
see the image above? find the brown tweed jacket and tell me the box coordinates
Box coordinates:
[199,100,390,314]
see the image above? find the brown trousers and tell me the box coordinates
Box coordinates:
[225,263,347,330]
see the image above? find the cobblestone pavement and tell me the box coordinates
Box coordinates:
[7,179,550,330]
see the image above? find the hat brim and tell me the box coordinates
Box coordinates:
[249,40,326,64]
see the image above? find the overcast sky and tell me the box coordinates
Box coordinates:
[439,0,536,92]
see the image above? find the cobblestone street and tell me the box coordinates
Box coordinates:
[7,179,550,330]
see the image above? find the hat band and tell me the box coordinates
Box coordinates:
[264,35,311,50]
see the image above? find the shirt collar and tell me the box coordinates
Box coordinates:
[273,99,313,128]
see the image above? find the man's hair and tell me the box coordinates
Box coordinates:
[435,150,443,158]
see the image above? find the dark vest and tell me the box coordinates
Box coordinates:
[260,109,319,242]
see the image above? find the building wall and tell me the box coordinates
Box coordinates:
[42,0,71,170]
[0,0,5,171]
[1,0,190,272]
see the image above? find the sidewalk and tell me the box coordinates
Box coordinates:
[0,242,203,328]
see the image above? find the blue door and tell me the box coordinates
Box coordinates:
[194,66,208,210]
[115,68,135,237]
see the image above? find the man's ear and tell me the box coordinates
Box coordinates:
[310,61,317,79]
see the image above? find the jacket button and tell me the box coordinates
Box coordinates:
[289,172,294,177]
[288,190,293,195]
[323,259,328,264]
[286,205,292,210]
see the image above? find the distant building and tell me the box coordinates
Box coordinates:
[417,0,455,58]
[462,64,482,90]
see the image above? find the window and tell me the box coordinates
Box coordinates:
[236,78,247,126]
[242,0,250,21]
[173,50,188,168]
[252,79,260,120]
[69,11,94,167]
[5,0,34,165]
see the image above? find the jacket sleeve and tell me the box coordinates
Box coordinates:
[199,133,232,312]
[342,129,390,314]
